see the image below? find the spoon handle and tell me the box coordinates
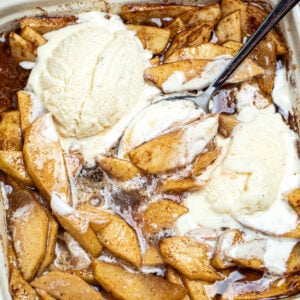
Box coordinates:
[211,0,300,91]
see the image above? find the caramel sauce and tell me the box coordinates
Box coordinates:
[0,39,30,112]
[211,85,237,114]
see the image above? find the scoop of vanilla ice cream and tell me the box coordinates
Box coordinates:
[206,106,293,214]
[27,12,151,139]
[179,104,300,236]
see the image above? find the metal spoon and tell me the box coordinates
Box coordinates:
[161,0,300,111]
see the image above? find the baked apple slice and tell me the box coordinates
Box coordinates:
[92,259,187,300]
[78,204,142,268]
[142,199,188,234]
[121,4,196,25]
[129,116,218,174]
[164,43,237,63]
[31,271,103,300]
[20,16,77,34]
[17,91,32,132]
[0,151,33,186]
[96,156,141,181]
[52,205,103,258]
[127,25,170,54]
[0,111,22,151]
[9,32,36,62]
[160,237,222,282]
[215,10,242,43]
[9,189,48,281]
[23,113,71,204]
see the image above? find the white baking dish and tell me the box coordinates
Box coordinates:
[0,1,299,299]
